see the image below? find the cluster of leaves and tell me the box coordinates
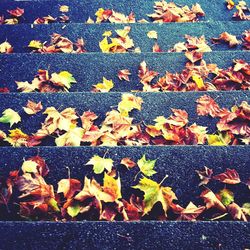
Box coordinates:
[0,94,249,147]
[33,5,69,24]
[226,0,250,20]
[0,155,249,221]
[136,56,250,91]
[0,7,24,25]
[15,70,76,93]
[99,26,140,53]
[147,1,205,23]
[87,8,136,24]
[28,33,86,53]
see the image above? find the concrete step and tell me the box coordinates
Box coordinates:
[0,146,249,204]
[0,0,241,23]
[0,91,249,145]
[0,221,249,249]
[0,51,249,92]
[0,22,249,53]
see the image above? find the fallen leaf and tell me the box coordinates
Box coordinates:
[23,100,43,115]
[0,108,21,127]
[86,155,114,174]
[137,155,157,177]
[213,169,241,184]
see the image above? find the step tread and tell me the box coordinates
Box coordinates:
[0,146,249,208]
[0,51,249,92]
[0,21,249,53]
[0,0,240,22]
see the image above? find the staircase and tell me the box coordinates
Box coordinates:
[0,0,249,249]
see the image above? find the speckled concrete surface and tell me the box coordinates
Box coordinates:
[0,146,249,205]
[0,0,242,22]
[0,51,249,92]
[0,22,249,53]
[0,91,249,137]
[0,221,249,249]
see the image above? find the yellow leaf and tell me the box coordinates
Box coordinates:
[118,93,143,117]
[28,40,43,49]
[86,155,114,174]
[59,5,69,13]
[93,77,114,92]
[147,30,158,39]
[207,132,231,146]
[103,31,112,37]
[50,71,77,90]
[95,8,105,18]
[21,160,38,173]
[55,127,84,146]
[0,108,21,127]
[103,173,122,200]
[5,128,29,147]
[192,75,205,89]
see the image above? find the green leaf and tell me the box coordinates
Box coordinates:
[48,198,60,212]
[0,108,21,127]
[86,155,113,174]
[242,203,250,216]
[67,204,80,217]
[137,155,157,177]
[132,176,176,215]
[218,188,234,206]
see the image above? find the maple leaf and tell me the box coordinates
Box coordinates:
[0,130,6,140]
[118,69,131,81]
[0,108,21,127]
[211,32,241,47]
[55,127,84,146]
[28,40,43,49]
[218,188,234,206]
[213,168,241,184]
[118,93,143,117]
[5,128,29,147]
[147,30,158,39]
[195,166,213,186]
[227,202,248,221]
[41,107,78,134]
[120,158,136,169]
[86,155,114,174]
[0,41,13,53]
[200,189,227,212]
[93,77,114,92]
[57,179,81,199]
[133,176,177,215]
[226,0,235,10]
[122,195,144,221]
[59,5,69,13]
[21,160,39,174]
[50,71,77,90]
[175,202,206,221]
[23,100,43,115]
[196,95,221,117]
[138,61,159,85]
[67,204,80,218]
[137,155,157,177]
[7,7,24,17]
[103,173,122,202]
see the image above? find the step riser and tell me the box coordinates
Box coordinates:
[1,52,249,92]
[0,221,249,249]
[0,22,249,53]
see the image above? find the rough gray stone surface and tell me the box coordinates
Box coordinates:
[0,146,249,204]
[0,22,249,53]
[0,51,249,92]
[0,91,249,138]
[0,221,249,250]
[0,0,242,22]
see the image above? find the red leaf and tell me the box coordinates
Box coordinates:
[196,95,222,117]
[213,169,241,184]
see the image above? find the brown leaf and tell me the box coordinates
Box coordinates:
[196,166,213,186]
[213,169,241,184]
